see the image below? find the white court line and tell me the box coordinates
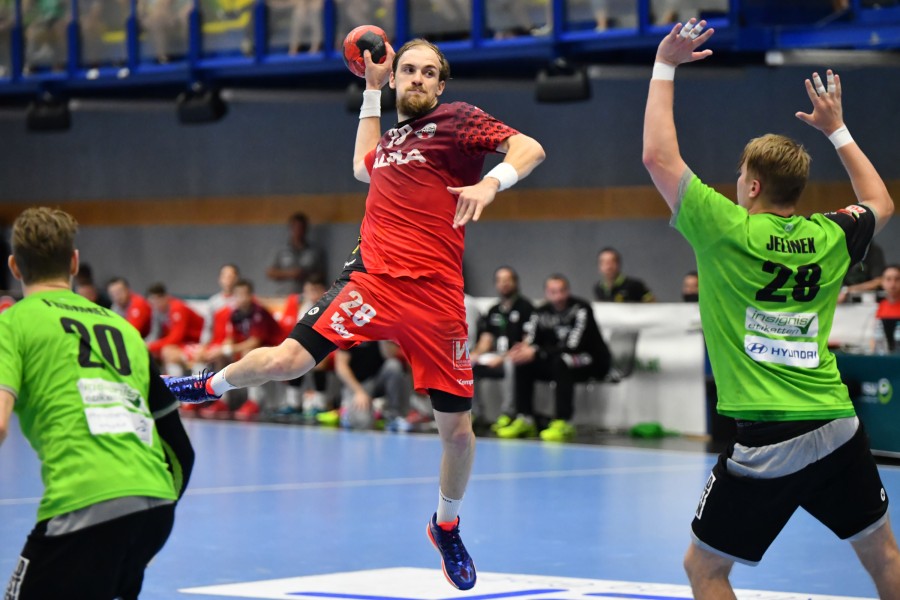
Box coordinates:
[0,463,702,505]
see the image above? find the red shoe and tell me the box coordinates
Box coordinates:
[234,399,261,421]
[199,399,231,419]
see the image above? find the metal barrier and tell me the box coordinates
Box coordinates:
[1,0,898,101]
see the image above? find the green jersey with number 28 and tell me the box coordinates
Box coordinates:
[674,173,876,421]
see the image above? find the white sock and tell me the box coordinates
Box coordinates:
[436,489,462,524]
[209,368,238,396]
[164,363,184,377]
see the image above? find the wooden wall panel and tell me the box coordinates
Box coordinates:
[1,180,896,226]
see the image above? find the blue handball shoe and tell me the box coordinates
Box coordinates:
[164,370,220,403]
[427,513,476,590]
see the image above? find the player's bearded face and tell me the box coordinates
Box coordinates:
[392,47,444,118]
[397,84,436,118]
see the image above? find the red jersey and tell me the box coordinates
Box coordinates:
[209,305,233,346]
[229,301,283,347]
[124,292,153,338]
[877,298,900,319]
[148,298,204,353]
[278,293,301,338]
[362,102,517,288]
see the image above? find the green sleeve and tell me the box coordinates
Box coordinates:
[0,316,21,399]
[673,172,747,252]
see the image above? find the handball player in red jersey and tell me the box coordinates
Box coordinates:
[166,38,545,590]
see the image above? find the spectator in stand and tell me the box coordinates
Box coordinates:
[876,264,900,353]
[594,247,654,302]
[140,0,191,64]
[201,279,284,421]
[267,0,323,54]
[499,274,611,442]
[469,266,533,432]
[277,275,334,416]
[146,283,205,376]
[74,263,112,309]
[107,277,154,339]
[682,270,699,302]
[266,212,326,296]
[329,340,410,431]
[840,241,886,303]
[23,0,67,72]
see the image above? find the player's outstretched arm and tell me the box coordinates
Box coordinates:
[353,44,395,183]
[642,18,714,211]
[0,390,13,447]
[795,70,894,233]
[449,133,545,228]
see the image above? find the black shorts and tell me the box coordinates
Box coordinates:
[691,420,889,565]
[5,504,175,600]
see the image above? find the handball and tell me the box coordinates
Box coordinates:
[342,25,389,78]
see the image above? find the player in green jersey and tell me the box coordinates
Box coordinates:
[643,18,900,600]
[0,207,195,600]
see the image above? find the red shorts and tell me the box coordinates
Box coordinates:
[296,270,473,399]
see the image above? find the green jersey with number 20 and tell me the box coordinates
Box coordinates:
[0,290,177,521]
[674,173,876,421]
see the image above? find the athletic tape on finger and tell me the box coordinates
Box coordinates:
[813,73,826,95]
[690,24,704,39]
[827,72,836,94]
[679,22,695,39]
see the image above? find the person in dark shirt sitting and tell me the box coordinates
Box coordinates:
[499,274,611,442]
[593,247,654,302]
[469,266,534,431]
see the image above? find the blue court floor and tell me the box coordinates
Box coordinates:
[2,418,897,599]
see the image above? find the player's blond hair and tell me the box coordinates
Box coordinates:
[392,39,450,82]
[11,207,78,284]
[738,134,811,207]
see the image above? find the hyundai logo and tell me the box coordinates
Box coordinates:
[746,342,768,354]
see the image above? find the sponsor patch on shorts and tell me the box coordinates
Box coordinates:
[451,339,471,370]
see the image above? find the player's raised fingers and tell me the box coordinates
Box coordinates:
[803,78,818,103]
[693,27,714,46]
[812,72,826,96]
[834,73,842,101]
[795,110,813,126]
[678,18,697,39]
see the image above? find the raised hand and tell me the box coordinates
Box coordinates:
[364,41,395,90]
[795,70,844,135]
[655,18,715,67]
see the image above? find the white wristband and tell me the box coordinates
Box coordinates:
[484,162,518,192]
[209,369,237,396]
[828,125,853,149]
[359,89,381,120]
[651,62,676,81]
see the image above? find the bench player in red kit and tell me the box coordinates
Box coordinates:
[165,38,545,590]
